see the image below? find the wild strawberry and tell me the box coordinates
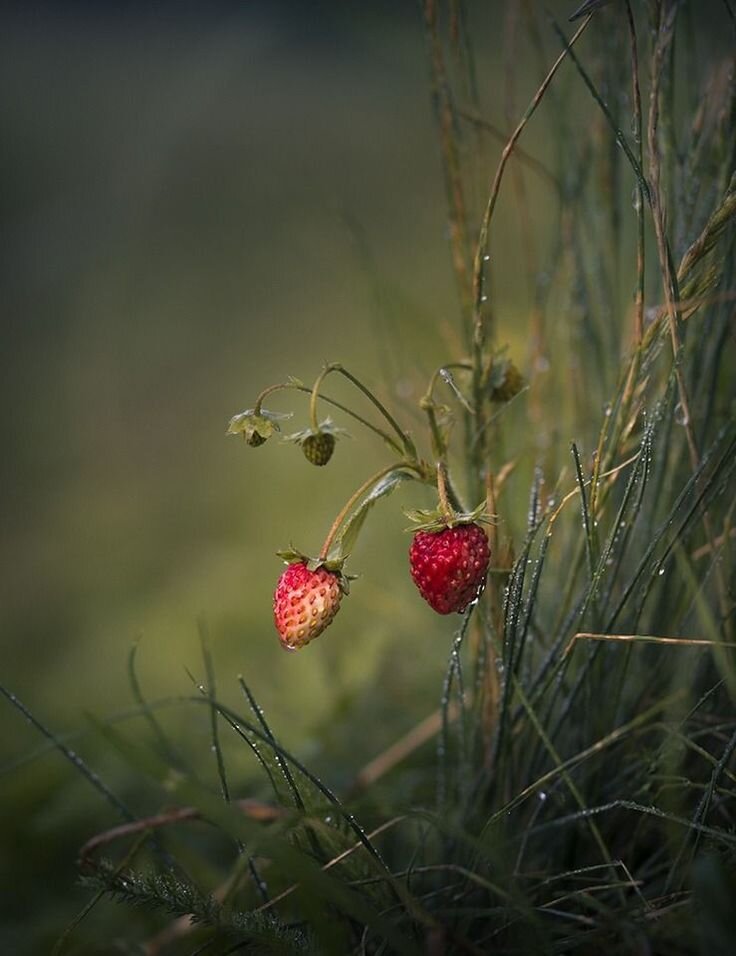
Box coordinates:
[487,355,524,403]
[273,561,343,650]
[283,418,346,466]
[302,431,335,466]
[227,407,292,446]
[409,523,490,614]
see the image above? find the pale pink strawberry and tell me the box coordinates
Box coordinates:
[273,562,343,650]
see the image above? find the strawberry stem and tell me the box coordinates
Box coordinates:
[315,363,418,460]
[319,461,424,561]
[252,382,289,414]
[252,381,403,453]
[436,462,456,525]
[421,398,447,461]
[308,366,332,433]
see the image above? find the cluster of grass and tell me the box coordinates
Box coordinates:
[3,1,735,953]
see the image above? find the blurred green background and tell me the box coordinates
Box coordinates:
[1,0,548,759]
[3,0,470,742]
[0,6,508,944]
[1,1,730,950]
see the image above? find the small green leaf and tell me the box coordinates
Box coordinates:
[329,470,413,562]
[275,547,309,565]
[335,507,370,561]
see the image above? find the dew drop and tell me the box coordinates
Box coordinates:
[674,402,689,426]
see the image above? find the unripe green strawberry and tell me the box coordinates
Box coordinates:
[489,360,524,403]
[302,431,335,466]
[283,418,344,465]
[409,523,490,614]
[273,561,343,650]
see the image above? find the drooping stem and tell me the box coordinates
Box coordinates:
[314,363,417,459]
[251,381,403,454]
[309,366,332,433]
[253,383,290,415]
[319,462,426,561]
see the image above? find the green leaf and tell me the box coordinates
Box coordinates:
[275,547,309,565]
[329,470,413,562]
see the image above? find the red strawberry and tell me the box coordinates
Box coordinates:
[273,561,343,650]
[409,523,490,614]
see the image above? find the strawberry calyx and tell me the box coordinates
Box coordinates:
[275,547,354,593]
[282,417,347,441]
[282,417,348,465]
[227,407,292,446]
[404,500,490,533]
